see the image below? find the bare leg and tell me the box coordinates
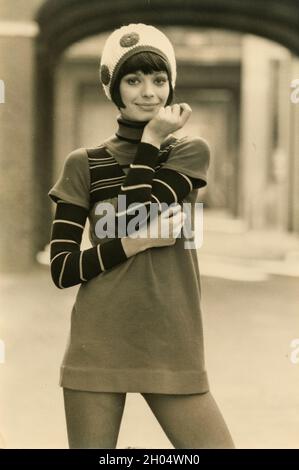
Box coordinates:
[142,391,235,449]
[63,388,126,449]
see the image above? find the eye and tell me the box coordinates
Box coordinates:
[155,76,168,85]
[126,77,139,85]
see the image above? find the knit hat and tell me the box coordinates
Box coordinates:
[100,23,177,101]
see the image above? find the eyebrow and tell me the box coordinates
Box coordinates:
[127,71,167,76]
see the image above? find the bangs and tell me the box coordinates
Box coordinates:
[119,51,169,76]
[111,51,174,109]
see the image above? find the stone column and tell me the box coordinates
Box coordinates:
[239,36,272,229]
[290,56,299,233]
[240,35,292,230]
[0,19,39,271]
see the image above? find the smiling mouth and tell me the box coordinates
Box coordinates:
[136,103,159,107]
[136,104,159,111]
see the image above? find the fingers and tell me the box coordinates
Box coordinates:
[168,210,186,238]
[148,103,192,140]
[160,203,182,218]
[163,105,173,118]
[171,103,181,119]
[165,103,192,127]
[160,205,186,239]
[144,204,186,245]
[179,103,192,113]
[178,103,192,126]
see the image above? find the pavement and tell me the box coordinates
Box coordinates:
[1,212,299,449]
[200,210,299,279]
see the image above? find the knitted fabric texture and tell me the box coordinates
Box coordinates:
[100,23,177,101]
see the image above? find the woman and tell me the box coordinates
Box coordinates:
[48,23,235,449]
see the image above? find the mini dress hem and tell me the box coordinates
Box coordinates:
[60,366,210,394]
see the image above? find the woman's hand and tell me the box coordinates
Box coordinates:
[121,204,186,256]
[141,103,192,148]
[141,203,186,249]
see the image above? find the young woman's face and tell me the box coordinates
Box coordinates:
[119,70,170,121]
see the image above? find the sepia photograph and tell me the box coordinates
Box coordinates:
[0,0,299,453]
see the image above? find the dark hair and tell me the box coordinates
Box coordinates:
[111,51,174,109]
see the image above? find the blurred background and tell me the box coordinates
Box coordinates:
[0,0,299,449]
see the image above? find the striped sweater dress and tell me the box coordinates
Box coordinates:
[48,116,211,394]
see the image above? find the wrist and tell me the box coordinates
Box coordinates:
[121,235,149,258]
[141,131,162,149]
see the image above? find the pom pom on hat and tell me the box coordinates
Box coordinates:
[100,23,177,101]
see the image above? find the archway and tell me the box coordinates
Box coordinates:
[36,0,299,57]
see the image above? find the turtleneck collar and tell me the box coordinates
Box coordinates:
[115,114,149,144]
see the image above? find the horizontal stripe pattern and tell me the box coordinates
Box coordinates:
[85,141,204,238]
[49,201,128,289]
[113,142,160,235]
[87,147,127,202]
[86,144,170,202]
[113,154,202,236]
[49,138,206,287]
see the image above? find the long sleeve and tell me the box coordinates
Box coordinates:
[49,202,128,289]
[114,136,210,236]
[48,143,160,289]
[48,149,130,289]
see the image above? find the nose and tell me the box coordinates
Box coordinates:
[141,80,154,98]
